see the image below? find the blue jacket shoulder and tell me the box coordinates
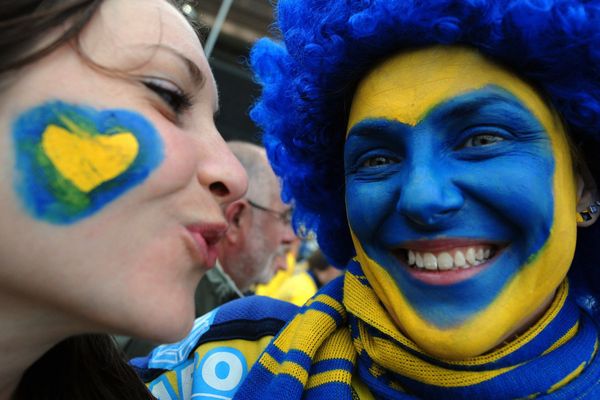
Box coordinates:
[131,296,298,378]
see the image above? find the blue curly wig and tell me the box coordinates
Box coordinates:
[249,0,600,282]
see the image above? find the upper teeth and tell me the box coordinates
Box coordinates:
[406,246,493,271]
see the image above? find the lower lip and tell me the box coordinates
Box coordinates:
[185,229,218,269]
[400,255,498,286]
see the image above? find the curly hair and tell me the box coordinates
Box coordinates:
[250,0,600,268]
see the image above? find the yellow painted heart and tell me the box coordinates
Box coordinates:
[41,124,139,193]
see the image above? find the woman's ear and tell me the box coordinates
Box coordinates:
[575,161,600,227]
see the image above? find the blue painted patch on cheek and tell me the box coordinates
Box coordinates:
[344,120,406,237]
[12,100,164,224]
[346,179,396,236]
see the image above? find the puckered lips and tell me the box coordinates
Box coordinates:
[185,223,226,269]
[392,239,506,285]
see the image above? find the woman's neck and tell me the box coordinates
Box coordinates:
[0,292,82,400]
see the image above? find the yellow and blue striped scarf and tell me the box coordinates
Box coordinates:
[234,260,600,399]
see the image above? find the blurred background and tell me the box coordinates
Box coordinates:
[182,0,277,144]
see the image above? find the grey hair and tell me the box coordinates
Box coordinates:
[227,141,279,206]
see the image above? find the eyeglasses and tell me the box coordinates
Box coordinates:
[247,199,293,225]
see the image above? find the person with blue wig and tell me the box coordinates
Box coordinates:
[136,0,600,398]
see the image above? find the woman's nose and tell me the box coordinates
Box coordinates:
[396,165,464,227]
[198,136,248,204]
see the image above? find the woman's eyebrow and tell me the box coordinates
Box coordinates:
[347,118,408,139]
[152,44,206,90]
[437,90,527,122]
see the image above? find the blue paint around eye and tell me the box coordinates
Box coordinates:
[345,87,555,327]
[12,100,164,224]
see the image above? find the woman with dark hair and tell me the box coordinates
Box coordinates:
[0,1,247,398]
[139,0,600,398]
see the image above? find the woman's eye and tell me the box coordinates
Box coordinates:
[362,155,396,168]
[142,78,192,115]
[463,134,504,147]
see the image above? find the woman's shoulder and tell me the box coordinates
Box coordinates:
[131,296,299,400]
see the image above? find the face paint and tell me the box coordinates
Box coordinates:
[13,100,164,224]
[344,47,578,359]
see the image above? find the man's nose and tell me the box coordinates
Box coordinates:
[281,221,296,244]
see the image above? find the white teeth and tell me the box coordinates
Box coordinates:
[404,246,495,271]
[466,248,476,265]
[476,248,484,261]
[454,251,466,268]
[415,253,424,268]
[408,250,415,265]
[423,253,437,270]
[437,252,453,270]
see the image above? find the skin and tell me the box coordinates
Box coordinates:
[344,46,585,359]
[0,0,247,396]
[218,146,295,292]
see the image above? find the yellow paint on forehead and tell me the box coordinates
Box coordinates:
[347,46,553,132]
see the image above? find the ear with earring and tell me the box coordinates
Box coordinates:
[575,162,600,227]
[576,200,600,224]
[575,158,599,227]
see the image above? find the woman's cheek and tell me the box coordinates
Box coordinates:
[346,178,396,239]
[12,100,164,224]
[145,120,199,195]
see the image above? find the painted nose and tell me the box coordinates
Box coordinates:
[396,166,464,227]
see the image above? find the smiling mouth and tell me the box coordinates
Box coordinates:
[394,244,501,273]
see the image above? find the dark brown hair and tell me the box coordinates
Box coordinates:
[14,335,153,399]
[0,0,198,398]
[0,0,205,78]
[0,0,102,77]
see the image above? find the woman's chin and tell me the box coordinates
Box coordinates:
[121,301,196,345]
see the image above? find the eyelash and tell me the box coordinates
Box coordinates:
[458,126,511,150]
[362,155,398,168]
[142,78,193,116]
[462,133,505,148]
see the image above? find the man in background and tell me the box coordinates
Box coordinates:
[194,141,296,314]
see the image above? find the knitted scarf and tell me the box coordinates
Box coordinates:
[234,261,600,399]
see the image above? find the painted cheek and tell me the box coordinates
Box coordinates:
[347,181,392,236]
[463,150,554,253]
[12,100,164,224]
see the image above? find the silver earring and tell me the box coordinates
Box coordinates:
[579,200,600,222]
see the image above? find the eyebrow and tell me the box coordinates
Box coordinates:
[152,44,206,89]
[435,89,529,122]
[164,45,206,88]
[152,43,220,113]
[347,118,407,140]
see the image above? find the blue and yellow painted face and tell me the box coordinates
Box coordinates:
[13,100,163,224]
[344,47,578,359]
